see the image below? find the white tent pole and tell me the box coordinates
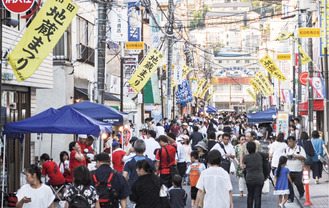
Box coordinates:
[1,134,6,208]
[50,134,53,159]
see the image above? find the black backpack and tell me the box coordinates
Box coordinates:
[92,171,119,208]
[68,186,91,208]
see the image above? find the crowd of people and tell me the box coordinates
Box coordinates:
[15,113,329,208]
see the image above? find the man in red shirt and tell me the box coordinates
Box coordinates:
[112,141,126,173]
[40,153,65,186]
[77,134,87,153]
[155,135,177,188]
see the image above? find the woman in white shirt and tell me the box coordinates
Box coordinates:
[269,133,288,174]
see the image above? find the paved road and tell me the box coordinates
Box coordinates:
[182,173,301,208]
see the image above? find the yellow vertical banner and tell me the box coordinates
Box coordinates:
[128,47,165,93]
[274,31,293,41]
[259,54,287,81]
[8,0,79,82]
[207,89,216,101]
[292,37,311,65]
[253,71,274,96]
[199,83,212,99]
[250,80,260,93]
[246,88,256,101]
[194,78,206,97]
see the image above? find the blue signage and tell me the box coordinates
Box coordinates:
[216,66,254,77]
[128,2,141,42]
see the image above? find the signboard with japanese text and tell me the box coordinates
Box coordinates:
[125,42,144,50]
[320,0,329,56]
[174,65,183,85]
[109,75,120,94]
[216,66,253,77]
[2,0,34,13]
[124,56,138,78]
[259,54,287,81]
[110,6,128,42]
[172,65,191,88]
[298,28,321,38]
[127,1,141,41]
[199,83,211,99]
[8,0,79,82]
[277,54,291,60]
[195,78,206,97]
[128,47,165,93]
[249,79,260,93]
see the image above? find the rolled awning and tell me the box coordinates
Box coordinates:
[298,99,324,116]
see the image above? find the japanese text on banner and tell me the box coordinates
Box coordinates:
[8,0,79,82]
[254,71,274,96]
[246,88,256,101]
[194,78,206,97]
[274,31,293,41]
[128,47,165,93]
[259,54,287,81]
[172,65,191,88]
[292,37,311,65]
[249,80,260,93]
[207,89,216,101]
[199,83,211,99]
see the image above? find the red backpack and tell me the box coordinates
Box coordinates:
[189,163,201,187]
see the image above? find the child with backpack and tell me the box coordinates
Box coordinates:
[273,156,293,208]
[185,151,206,207]
[168,175,187,208]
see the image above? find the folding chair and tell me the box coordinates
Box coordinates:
[49,184,65,201]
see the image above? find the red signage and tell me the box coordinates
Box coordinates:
[298,72,308,86]
[2,0,34,14]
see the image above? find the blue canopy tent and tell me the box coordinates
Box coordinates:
[247,106,277,123]
[199,105,218,114]
[59,101,128,125]
[2,107,113,207]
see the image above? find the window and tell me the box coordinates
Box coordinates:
[76,16,95,48]
[218,60,222,63]
[236,60,240,63]
[245,60,250,63]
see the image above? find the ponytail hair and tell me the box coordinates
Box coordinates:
[136,159,158,184]
[276,156,288,178]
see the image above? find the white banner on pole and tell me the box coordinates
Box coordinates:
[110,6,128,42]
[174,65,183,85]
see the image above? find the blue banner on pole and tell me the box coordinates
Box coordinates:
[127,2,141,42]
[176,79,193,104]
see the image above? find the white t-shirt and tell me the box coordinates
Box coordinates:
[144,137,160,161]
[269,141,288,168]
[176,142,186,163]
[155,126,165,138]
[285,145,306,172]
[210,142,235,159]
[295,123,301,140]
[196,166,232,208]
[16,184,55,208]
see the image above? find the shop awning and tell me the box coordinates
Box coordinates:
[298,99,324,115]
[75,87,120,101]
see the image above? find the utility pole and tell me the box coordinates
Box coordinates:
[324,0,329,148]
[97,1,107,104]
[297,6,303,119]
[120,42,124,111]
[292,38,296,117]
[307,11,313,135]
[166,0,174,120]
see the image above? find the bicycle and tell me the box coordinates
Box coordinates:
[322,154,329,174]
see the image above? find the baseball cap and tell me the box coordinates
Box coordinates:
[95,153,110,162]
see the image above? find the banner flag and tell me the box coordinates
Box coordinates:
[250,80,260,93]
[252,71,274,96]
[128,47,165,93]
[194,78,206,97]
[8,0,79,81]
[199,83,211,98]
[174,65,183,85]
[207,89,216,101]
[191,78,198,94]
[175,79,193,104]
[292,37,311,65]
[308,77,326,99]
[246,88,256,101]
[172,65,191,88]
[274,31,293,41]
[259,54,287,81]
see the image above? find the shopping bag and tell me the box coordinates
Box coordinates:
[262,179,270,195]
